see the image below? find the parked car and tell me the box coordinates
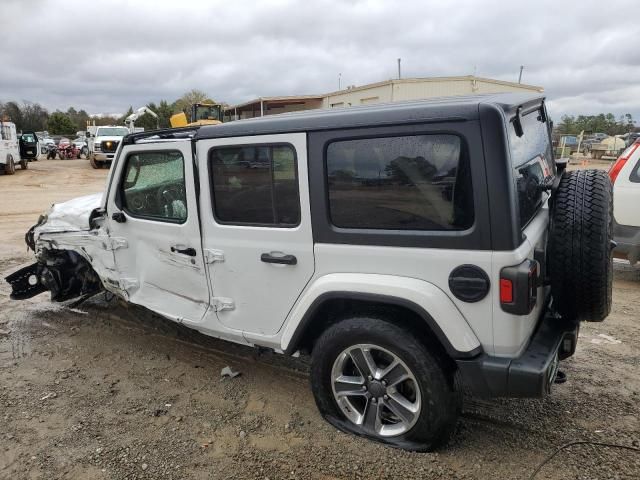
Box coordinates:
[41,137,56,154]
[6,94,614,451]
[57,138,81,159]
[72,137,89,158]
[610,140,640,265]
[625,132,640,147]
[1,121,28,174]
[555,134,579,156]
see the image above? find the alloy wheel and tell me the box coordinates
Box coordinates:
[331,344,421,437]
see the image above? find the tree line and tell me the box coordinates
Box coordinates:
[0,89,218,136]
[556,113,637,136]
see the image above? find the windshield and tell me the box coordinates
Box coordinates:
[22,134,36,143]
[96,127,129,137]
[195,105,221,121]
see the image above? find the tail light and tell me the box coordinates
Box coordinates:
[500,259,538,315]
[609,141,640,183]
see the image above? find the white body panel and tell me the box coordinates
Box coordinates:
[0,122,20,166]
[196,133,315,337]
[278,272,481,353]
[105,142,210,324]
[613,147,640,227]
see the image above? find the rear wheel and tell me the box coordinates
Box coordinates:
[4,156,15,175]
[548,169,613,321]
[310,317,458,451]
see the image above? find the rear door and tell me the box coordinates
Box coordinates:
[491,104,555,355]
[197,133,314,337]
[106,141,210,323]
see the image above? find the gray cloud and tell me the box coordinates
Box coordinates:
[1,0,638,121]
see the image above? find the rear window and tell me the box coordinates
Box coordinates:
[509,109,554,229]
[326,134,474,230]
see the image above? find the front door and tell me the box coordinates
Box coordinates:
[107,141,210,323]
[197,133,314,337]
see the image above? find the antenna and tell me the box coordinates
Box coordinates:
[518,65,524,84]
[338,72,342,90]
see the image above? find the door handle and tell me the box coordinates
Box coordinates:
[261,253,297,265]
[171,246,197,256]
[112,212,126,223]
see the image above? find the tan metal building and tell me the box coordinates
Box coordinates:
[226,76,543,120]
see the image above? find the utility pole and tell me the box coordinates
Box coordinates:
[397,58,402,79]
[518,65,524,84]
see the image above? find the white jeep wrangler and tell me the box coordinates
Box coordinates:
[6,94,613,451]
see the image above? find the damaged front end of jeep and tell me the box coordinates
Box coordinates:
[6,193,114,303]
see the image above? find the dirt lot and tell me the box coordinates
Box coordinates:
[1,159,639,479]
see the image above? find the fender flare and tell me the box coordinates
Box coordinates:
[281,273,482,359]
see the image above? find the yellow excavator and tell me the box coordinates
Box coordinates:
[169,102,224,128]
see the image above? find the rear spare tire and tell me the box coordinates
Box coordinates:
[548,169,613,322]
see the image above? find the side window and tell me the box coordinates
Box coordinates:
[121,151,187,223]
[326,134,473,230]
[209,144,300,226]
[508,110,554,229]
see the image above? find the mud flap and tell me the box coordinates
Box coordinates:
[5,263,47,300]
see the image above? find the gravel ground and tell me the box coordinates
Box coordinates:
[0,159,639,479]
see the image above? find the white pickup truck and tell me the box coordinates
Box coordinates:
[1,121,28,175]
[88,126,129,169]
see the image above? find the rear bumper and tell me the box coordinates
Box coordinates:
[456,311,578,398]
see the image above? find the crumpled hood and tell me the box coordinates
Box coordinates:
[37,192,103,234]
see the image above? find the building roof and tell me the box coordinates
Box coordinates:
[323,75,544,97]
[230,94,324,110]
[226,75,544,111]
[198,92,544,140]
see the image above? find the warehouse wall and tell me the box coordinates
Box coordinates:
[322,77,542,108]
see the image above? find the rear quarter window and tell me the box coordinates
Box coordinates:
[508,109,555,229]
[325,134,474,230]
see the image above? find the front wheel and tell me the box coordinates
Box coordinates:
[310,317,459,451]
[20,157,28,170]
[4,156,16,175]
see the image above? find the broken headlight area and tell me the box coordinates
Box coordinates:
[25,213,49,252]
[6,250,102,302]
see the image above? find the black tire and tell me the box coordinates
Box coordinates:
[90,156,101,169]
[310,317,459,451]
[4,155,16,175]
[548,169,613,322]
[82,146,88,158]
[20,157,28,170]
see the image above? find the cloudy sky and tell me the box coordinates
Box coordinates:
[1,0,638,121]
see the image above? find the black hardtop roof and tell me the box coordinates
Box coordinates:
[196,92,544,140]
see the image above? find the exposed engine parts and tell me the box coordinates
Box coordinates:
[6,249,102,301]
